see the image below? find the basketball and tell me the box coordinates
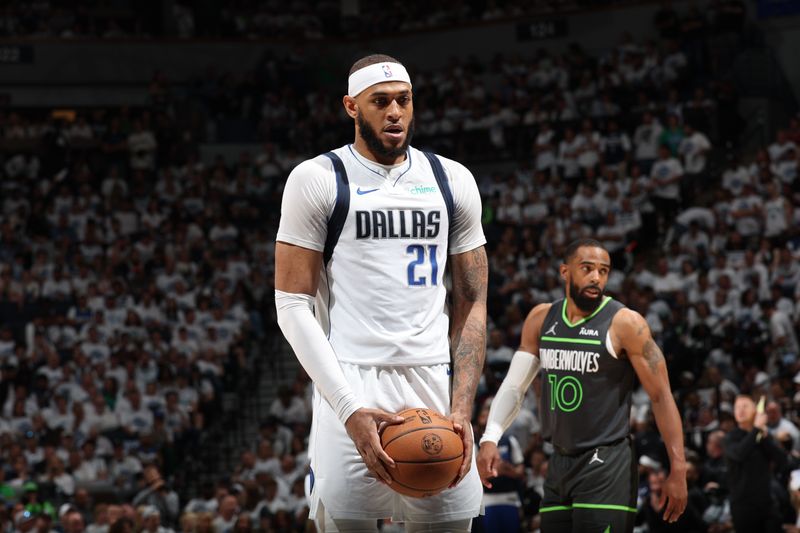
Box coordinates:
[380,408,464,498]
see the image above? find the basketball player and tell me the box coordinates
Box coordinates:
[477,239,687,532]
[275,54,487,532]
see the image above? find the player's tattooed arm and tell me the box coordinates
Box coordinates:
[448,245,487,486]
[615,308,687,523]
[449,245,488,418]
[643,338,666,374]
[615,309,673,400]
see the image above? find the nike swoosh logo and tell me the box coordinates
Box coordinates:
[356,187,379,195]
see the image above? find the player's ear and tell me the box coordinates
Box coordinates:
[559,263,568,281]
[343,95,358,119]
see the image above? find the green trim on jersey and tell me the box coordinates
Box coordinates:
[561,296,612,328]
[539,505,572,513]
[574,503,637,513]
[541,336,602,345]
[539,503,636,514]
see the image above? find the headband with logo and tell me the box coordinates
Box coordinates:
[347,62,412,97]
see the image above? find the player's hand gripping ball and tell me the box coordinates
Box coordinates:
[380,408,464,497]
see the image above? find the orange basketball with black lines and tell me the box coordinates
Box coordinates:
[380,407,464,498]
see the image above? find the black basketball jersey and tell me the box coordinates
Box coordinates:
[538,297,633,454]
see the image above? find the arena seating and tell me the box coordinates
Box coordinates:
[1,0,799,531]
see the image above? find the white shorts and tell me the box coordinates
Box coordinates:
[308,362,483,522]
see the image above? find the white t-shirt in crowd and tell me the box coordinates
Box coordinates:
[768,140,797,163]
[576,131,601,168]
[652,271,684,294]
[596,219,627,253]
[634,121,663,161]
[764,197,790,237]
[534,130,557,171]
[722,165,751,196]
[730,194,763,237]
[679,131,711,174]
[522,201,548,224]
[128,130,157,170]
[268,396,308,425]
[558,137,583,178]
[650,157,683,200]
[771,310,800,356]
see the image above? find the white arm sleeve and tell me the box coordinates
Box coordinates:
[479,350,540,445]
[275,290,363,425]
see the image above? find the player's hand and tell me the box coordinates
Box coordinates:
[659,468,688,523]
[448,412,473,488]
[477,441,500,489]
[755,411,768,433]
[345,408,404,486]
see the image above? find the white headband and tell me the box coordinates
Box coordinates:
[348,62,412,97]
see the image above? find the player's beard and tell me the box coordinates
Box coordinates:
[357,111,414,160]
[569,281,604,313]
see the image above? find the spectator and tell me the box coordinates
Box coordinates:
[48,457,76,498]
[211,495,238,533]
[533,122,557,175]
[141,506,173,533]
[132,466,180,527]
[725,394,787,532]
[763,300,799,366]
[128,120,157,171]
[650,144,685,230]
[768,130,797,185]
[575,118,601,171]
[633,111,663,173]
[729,184,763,241]
[763,181,793,244]
[766,401,800,452]
[117,387,154,438]
[558,127,582,182]
[486,329,514,365]
[249,478,288,523]
[678,122,711,204]
[62,509,85,533]
[601,118,631,172]
[702,430,728,489]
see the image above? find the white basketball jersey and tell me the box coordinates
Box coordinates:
[277,144,485,366]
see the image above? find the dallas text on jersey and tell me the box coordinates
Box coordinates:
[355,209,442,240]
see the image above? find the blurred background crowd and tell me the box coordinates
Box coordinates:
[1,0,800,532]
[0,0,711,39]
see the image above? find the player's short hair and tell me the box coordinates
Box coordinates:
[349,54,403,76]
[563,238,607,264]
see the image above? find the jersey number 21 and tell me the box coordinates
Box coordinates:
[406,244,438,286]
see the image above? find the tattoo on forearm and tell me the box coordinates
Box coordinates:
[452,316,486,414]
[450,247,488,414]
[453,247,488,303]
[643,339,665,374]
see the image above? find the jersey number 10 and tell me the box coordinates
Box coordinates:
[406,244,438,286]
[547,374,583,412]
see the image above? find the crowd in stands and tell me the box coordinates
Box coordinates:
[0,1,797,532]
[0,0,589,39]
[0,78,274,533]
[0,0,747,40]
